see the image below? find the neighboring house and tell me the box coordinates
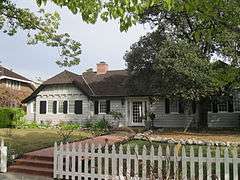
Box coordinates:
[23,62,240,128]
[0,65,36,107]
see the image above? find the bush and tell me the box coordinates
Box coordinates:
[56,122,81,143]
[90,118,111,135]
[0,108,25,128]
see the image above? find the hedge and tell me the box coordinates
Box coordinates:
[0,108,26,128]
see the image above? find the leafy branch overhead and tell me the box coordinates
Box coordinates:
[0,0,81,67]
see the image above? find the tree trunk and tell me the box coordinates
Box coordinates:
[198,99,208,129]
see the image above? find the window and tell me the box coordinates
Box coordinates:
[63,101,68,114]
[99,101,107,114]
[48,100,53,113]
[170,100,178,113]
[234,97,240,112]
[6,80,20,90]
[40,101,47,114]
[53,101,57,114]
[218,99,228,112]
[75,100,83,114]
[69,100,75,114]
[58,101,64,113]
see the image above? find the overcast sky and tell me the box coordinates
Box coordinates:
[0,1,150,81]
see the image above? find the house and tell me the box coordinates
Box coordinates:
[23,62,240,128]
[0,65,36,107]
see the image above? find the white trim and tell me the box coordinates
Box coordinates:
[99,100,107,114]
[0,76,35,86]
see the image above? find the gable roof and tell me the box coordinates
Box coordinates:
[0,66,32,82]
[22,69,130,103]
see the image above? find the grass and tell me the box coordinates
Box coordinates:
[0,128,92,157]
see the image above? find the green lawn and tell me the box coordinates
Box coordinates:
[0,128,92,157]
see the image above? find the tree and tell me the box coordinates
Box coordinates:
[0,0,81,67]
[35,0,240,63]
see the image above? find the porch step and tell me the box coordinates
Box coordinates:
[8,165,53,177]
[8,154,53,177]
[14,159,53,168]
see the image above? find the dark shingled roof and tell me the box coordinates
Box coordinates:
[0,66,31,82]
[22,70,129,103]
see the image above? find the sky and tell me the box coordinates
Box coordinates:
[0,1,150,81]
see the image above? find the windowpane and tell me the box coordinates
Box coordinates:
[63,101,68,114]
[53,101,57,114]
[170,100,178,113]
[48,100,53,113]
[75,100,83,114]
[69,100,75,114]
[218,100,228,112]
[58,101,63,113]
[234,95,240,112]
[40,101,47,114]
[99,101,107,114]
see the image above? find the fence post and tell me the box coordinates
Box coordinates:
[0,139,7,173]
[53,142,57,179]
[182,146,187,180]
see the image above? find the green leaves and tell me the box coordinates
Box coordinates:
[1,0,81,67]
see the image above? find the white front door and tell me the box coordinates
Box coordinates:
[131,101,145,126]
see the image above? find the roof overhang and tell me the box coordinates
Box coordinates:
[0,76,36,87]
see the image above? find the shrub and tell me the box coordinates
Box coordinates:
[0,108,25,128]
[56,122,81,143]
[90,118,111,135]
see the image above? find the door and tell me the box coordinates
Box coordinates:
[131,101,145,126]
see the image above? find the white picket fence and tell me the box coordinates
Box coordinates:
[54,142,240,180]
[0,139,7,173]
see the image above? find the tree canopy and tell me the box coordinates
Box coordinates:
[0,0,81,67]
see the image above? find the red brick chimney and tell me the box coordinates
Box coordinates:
[97,61,108,75]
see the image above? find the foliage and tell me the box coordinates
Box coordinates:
[83,118,111,134]
[56,122,81,143]
[110,111,123,120]
[0,0,81,66]
[0,108,25,128]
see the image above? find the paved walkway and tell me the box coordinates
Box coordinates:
[25,132,132,158]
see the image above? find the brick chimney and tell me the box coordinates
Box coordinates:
[97,61,108,75]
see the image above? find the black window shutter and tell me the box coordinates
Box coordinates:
[165,98,170,114]
[106,100,111,114]
[53,101,57,114]
[40,101,46,114]
[192,101,196,114]
[63,101,68,114]
[178,101,185,114]
[75,100,83,114]
[212,101,218,113]
[228,96,234,112]
[94,101,99,114]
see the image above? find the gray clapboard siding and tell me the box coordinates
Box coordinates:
[208,112,240,128]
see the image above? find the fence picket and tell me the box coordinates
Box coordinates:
[182,146,187,180]
[105,144,109,179]
[233,146,238,180]
[224,147,229,180]
[59,142,63,179]
[71,143,76,178]
[111,145,117,179]
[207,146,211,180]
[190,146,195,180]
[173,145,179,180]
[142,145,147,179]
[53,142,57,179]
[97,144,102,177]
[166,145,171,179]
[198,146,203,180]
[126,145,131,179]
[90,144,95,177]
[134,145,139,179]
[150,145,154,180]
[158,145,163,180]
[119,144,124,179]
[65,142,70,180]
[215,146,221,179]
[0,140,7,173]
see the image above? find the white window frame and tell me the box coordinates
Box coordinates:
[99,100,107,114]
[217,100,228,113]
[68,100,75,114]
[58,100,64,114]
[30,101,35,114]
